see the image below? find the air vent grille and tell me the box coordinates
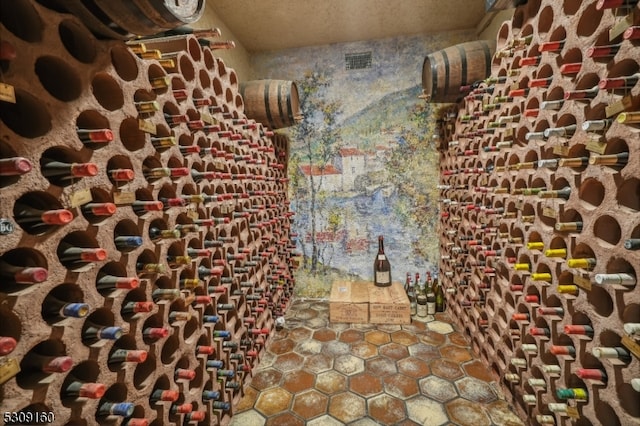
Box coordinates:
[345,51,372,70]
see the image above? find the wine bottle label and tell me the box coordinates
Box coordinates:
[375,271,391,284]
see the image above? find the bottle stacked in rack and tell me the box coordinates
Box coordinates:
[435,1,640,425]
[0,1,296,425]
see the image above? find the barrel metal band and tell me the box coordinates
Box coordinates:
[264,82,275,128]
[442,49,450,96]
[482,42,492,79]
[277,82,285,128]
[284,82,293,125]
[457,45,468,89]
[430,55,438,97]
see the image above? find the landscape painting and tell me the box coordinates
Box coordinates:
[249,29,478,295]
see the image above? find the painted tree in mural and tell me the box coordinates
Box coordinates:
[386,100,440,264]
[286,68,342,273]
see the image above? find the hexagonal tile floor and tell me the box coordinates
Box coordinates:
[231,299,525,426]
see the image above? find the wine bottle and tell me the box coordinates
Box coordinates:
[0,157,32,176]
[539,186,571,200]
[131,200,164,215]
[97,402,135,417]
[543,125,576,138]
[587,43,622,59]
[21,352,73,373]
[114,236,143,250]
[76,128,113,144]
[40,159,98,181]
[560,63,582,75]
[109,168,135,182]
[175,368,196,381]
[576,368,607,382]
[617,112,640,124]
[0,259,48,284]
[64,381,106,399]
[42,294,89,319]
[567,257,596,270]
[589,152,629,167]
[555,221,582,232]
[373,236,391,287]
[58,245,107,264]
[599,73,640,90]
[624,239,640,250]
[108,349,147,364]
[135,101,160,113]
[121,301,154,315]
[624,25,640,40]
[564,86,599,100]
[592,346,631,361]
[597,0,639,9]
[149,227,180,240]
[97,275,139,291]
[150,389,179,403]
[82,203,117,217]
[14,203,73,230]
[564,324,594,337]
[143,327,169,340]
[594,273,636,286]
[83,325,123,342]
[0,336,17,355]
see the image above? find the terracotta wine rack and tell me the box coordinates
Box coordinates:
[0,1,296,425]
[436,1,640,425]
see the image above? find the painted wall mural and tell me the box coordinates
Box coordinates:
[249,29,478,295]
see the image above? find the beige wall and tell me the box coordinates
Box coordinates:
[477,8,515,43]
[194,6,252,83]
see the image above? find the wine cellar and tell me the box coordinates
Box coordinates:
[0,1,296,425]
[1,0,639,425]
[436,0,640,425]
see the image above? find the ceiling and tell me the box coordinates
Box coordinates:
[207,0,488,52]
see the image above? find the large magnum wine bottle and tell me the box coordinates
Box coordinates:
[373,235,391,287]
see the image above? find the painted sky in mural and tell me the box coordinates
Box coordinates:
[251,30,477,283]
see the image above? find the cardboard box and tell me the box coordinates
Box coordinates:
[329,281,369,323]
[368,282,411,324]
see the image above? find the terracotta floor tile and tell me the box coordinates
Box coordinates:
[265,412,304,426]
[368,394,407,424]
[365,330,391,345]
[419,375,458,402]
[333,354,365,376]
[282,369,316,393]
[231,297,524,426]
[303,352,333,373]
[463,359,497,382]
[445,398,492,426]
[365,356,398,377]
[408,342,441,361]
[235,385,259,412]
[329,392,366,424]
[315,370,347,395]
[274,352,305,372]
[312,327,337,342]
[430,358,464,381]
[350,341,379,359]
[291,389,329,420]
[350,372,384,397]
[380,342,410,360]
[397,357,431,378]
[391,330,420,345]
[486,400,526,425]
[448,331,470,347]
[406,396,449,426]
[268,338,296,355]
[454,377,498,404]
[440,344,473,363]
[250,368,283,391]
[288,326,313,342]
[255,387,293,417]
[419,330,447,346]
[383,373,420,399]
[339,328,364,343]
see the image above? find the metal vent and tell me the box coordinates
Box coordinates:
[345,51,372,70]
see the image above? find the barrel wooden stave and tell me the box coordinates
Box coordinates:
[239,80,300,129]
[422,40,496,104]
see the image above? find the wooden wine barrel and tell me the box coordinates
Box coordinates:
[422,40,496,103]
[56,0,205,39]
[239,80,301,129]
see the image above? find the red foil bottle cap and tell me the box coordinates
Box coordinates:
[115,277,139,289]
[188,411,206,421]
[44,356,74,373]
[79,382,106,398]
[161,390,179,401]
[133,302,154,313]
[110,169,135,181]
[125,420,148,426]
[15,267,48,283]
[0,337,18,355]
[71,163,99,177]
[90,203,117,215]
[169,167,189,177]
[126,350,148,362]
[81,248,108,261]
[176,369,196,380]
[41,209,74,225]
